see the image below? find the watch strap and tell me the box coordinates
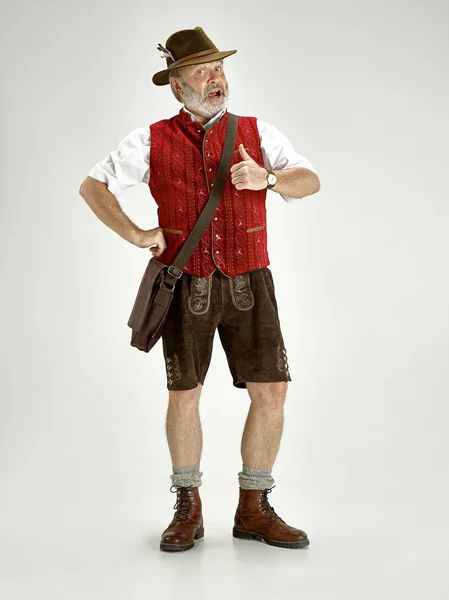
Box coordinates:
[266,170,277,189]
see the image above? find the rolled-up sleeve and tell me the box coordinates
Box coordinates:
[257,120,317,203]
[88,127,150,199]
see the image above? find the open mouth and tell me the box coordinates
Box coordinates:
[207,89,222,99]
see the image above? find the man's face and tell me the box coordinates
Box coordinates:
[170,60,229,119]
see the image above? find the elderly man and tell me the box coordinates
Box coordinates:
[80,26,320,553]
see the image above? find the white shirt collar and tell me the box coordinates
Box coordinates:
[182,105,226,130]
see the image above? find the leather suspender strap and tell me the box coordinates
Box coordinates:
[162,111,239,288]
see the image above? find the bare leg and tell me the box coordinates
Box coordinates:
[165,383,203,466]
[241,381,288,469]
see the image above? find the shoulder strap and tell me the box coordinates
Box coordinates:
[163,112,239,286]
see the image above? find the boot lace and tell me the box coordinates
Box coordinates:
[169,485,195,524]
[258,486,287,525]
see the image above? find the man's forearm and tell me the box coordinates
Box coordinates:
[270,167,320,199]
[79,176,141,245]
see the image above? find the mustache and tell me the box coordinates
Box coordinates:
[205,85,226,95]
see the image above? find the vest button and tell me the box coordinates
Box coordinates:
[216,250,219,254]
[206,152,211,157]
[215,234,219,238]
[208,167,212,172]
[197,129,201,133]
[205,139,209,142]
[214,217,217,220]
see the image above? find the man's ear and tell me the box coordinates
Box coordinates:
[170,75,182,96]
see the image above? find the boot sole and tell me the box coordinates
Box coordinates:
[160,527,204,552]
[233,527,310,549]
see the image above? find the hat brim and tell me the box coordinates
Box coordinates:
[152,50,237,86]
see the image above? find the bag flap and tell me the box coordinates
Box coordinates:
[127,257,167,331]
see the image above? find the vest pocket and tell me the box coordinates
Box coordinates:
[246,225,265,233]
[163,228,183,234]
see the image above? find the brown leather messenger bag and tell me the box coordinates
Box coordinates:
[127,112,239,352]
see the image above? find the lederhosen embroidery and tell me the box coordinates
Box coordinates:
[188,275,212,315]
[276,343,290,377]
[229,272,255,311]
[166,353,182,386]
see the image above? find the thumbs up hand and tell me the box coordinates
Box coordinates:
[230,144,269,191]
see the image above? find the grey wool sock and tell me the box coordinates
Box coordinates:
[238,464,275,490]
[170,463,203,488]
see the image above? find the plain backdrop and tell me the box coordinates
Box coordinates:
[1,0,448,598]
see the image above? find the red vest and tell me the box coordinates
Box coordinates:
[149,108,270,278]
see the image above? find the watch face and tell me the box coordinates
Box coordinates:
[267,173,276,185]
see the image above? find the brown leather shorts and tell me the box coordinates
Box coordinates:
[160,266,292,391]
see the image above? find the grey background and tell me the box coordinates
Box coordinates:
[1,0,448,598]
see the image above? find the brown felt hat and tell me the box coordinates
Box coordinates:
[152,26,237,86]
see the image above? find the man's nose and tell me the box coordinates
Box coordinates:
[208,76,223,87]
[207,70,222,83]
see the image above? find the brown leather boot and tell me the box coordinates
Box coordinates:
[233,486,310,549]
[160,485,204,552]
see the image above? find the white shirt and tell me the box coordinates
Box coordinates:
[88,106,317,203]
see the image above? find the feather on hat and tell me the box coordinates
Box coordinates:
[157,43,175,63]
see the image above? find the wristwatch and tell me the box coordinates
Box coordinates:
[266,170,277,189]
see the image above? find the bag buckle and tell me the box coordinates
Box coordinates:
[167,265,183,279]
[160,264,183,292]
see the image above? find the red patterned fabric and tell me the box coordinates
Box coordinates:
[149,108,270,277]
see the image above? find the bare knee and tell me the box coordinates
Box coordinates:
[168,382,202,407]
[246,381,288,408]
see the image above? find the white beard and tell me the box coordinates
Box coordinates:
[182,82,230,120]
